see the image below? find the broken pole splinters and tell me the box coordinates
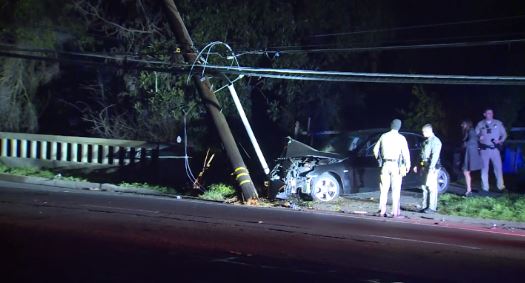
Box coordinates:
[162,0,258,201]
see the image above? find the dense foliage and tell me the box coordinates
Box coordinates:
[0,0,523,150]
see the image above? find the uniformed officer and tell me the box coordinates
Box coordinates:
[475,108,507,192]
[414,124,442,213]
[373,119,411,217]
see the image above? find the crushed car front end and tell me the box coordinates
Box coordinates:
[268,137,352,201]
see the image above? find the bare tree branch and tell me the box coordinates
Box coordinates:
[74,0,154,34]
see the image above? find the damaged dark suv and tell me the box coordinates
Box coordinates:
[269,129,450,202]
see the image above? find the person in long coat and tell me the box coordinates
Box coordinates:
[461,120,483,196]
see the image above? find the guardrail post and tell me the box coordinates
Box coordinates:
[1,138,7,157]
[102,145,109,164]
[71,143,78,162]
[21,139,28,158]
[41,141,48,160]
[92,144,99,163]
[80,143,89,163]
[51,142,58,160]
[60,142,68,161]
[30,141,38,159]
[50,142,58,160]
[114,146,121,165]
[10,139,17,157]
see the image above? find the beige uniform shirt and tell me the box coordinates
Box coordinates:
[373,130,411,169]
[475,119,507,147]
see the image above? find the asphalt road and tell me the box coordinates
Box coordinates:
[1,180,524,283]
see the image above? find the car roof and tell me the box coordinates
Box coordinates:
[346,128,421,136]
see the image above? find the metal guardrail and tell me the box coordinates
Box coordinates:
[0,132,160,166]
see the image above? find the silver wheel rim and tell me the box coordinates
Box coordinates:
[313,176,338,201]
[437,169,448,193]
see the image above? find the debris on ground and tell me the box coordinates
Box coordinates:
[245,198,259,206]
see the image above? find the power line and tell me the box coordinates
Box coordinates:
[234,38,525,57]
[201,65,525,86]
[1,47,525,86]
[262,31,525,52]
[6,35,525,63]
[310,14,525,38]
[215,15,525,52]
[0,49,186,74]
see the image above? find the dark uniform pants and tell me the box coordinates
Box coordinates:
[421,168,438,211]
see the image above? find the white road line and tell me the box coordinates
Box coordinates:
[80,204,159,214]
[369,234,482,250]
[298,210,525,238]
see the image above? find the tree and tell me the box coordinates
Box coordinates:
[2,0,398,144]
[0,0,83,132]
[175,0,397,136]
[402,85,447,135]
[68,0,205,142]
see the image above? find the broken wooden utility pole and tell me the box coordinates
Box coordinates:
[162,0,258,202]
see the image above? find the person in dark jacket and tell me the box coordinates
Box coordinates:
[460,120,482,196]
[414,124,442,213]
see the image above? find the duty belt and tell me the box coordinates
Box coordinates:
[480,146,496,150]
[479,143,499,150]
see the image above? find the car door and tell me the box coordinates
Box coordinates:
[352,133,382,192]
[400,132,425,188]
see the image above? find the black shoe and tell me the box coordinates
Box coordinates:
[478,190,490,196]
[374,211,387,217]
[419,208,437,214]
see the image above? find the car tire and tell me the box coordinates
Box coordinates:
[437,168,450,194]
[310,173,341,202]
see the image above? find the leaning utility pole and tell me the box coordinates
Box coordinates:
[162,0,258,202]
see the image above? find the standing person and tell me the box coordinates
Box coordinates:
[373,119,411,218]
[461,120,482,196]
[414,124,442,213]
[475,108,507,192]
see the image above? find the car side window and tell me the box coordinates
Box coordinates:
[402,133,423,150]
[348,137,360,151]
[362,135,381,157]
[413,136,425,150]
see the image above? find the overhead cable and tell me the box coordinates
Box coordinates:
[310,14,525,38]
[1,47,525,86]
[200,65,525,86]
[235,38,525,57]
[262,31,525,52]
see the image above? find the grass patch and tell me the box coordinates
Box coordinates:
[118,182,172,194]
[0,164,55,179]
[439,193,525,222]
[0,164,86,181]
[200,183,236,201]
[0,164,174,193]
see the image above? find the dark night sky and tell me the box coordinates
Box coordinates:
[307,0,525,133]
[6,0,523,144]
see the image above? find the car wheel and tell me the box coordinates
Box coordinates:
[311,173,340,202]
[437,168,450,194]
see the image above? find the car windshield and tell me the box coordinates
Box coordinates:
[319,130,381,154]
[509,128,525,141]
